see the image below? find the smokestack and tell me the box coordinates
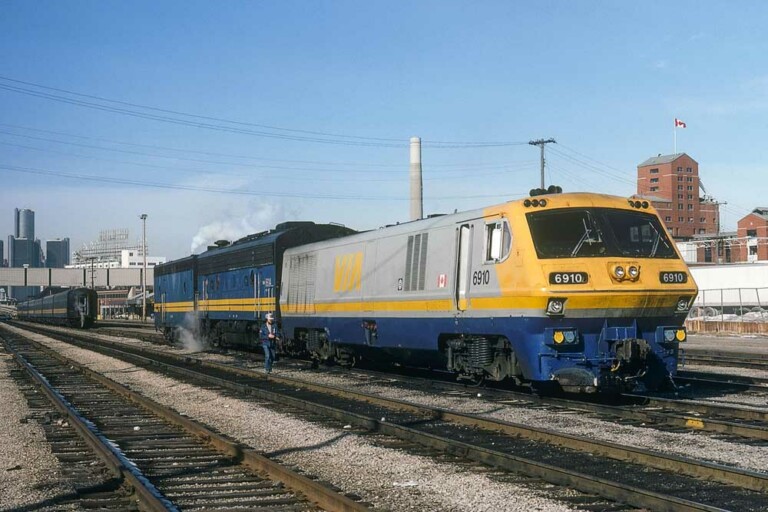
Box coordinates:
[410,137,423,221]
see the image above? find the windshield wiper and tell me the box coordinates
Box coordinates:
[648,222,662,256]
[571,217,597,257]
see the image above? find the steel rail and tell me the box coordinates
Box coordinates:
[525,395,768,440]
[321,363,768,441]
[6,330,368,512]
[73,342,734,511]
[683,351,768,370]
[676,372,768,392]
[16,326,763,511]
[21,321,768,428]
[298,362,768,442]
[4,340,173,512]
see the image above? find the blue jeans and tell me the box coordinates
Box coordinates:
[262,342,275,372]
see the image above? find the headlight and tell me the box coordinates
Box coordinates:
[614,266,625,279]
[662,327,686,343]
[628,266,639,279]
[546,298,565,316]
[550,329,578,346]
[677,298,690,311]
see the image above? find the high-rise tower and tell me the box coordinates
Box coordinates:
[14,208,35,240]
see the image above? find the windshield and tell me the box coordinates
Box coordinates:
[527,208,678,259]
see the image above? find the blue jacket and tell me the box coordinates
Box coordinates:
[259,321,280,346]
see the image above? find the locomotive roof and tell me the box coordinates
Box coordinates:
[157,221,355,272]
[282,192,656,253]
[198,230,284,258]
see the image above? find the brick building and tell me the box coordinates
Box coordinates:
[732,208,768,263]
[676,208,768,264]
[636,153,720,237]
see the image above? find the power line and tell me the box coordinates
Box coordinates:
[0,138,538,181]
[548,146,637,187]
[0,76,527,149]
[0,75,405,143]
[0,122,406,167]
[0,129,536,175]
[1,122,533,169]
[0,163,527,201]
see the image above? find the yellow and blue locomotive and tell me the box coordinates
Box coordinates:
[281,192,697,392]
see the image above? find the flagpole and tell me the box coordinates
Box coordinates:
[674,125,677,154]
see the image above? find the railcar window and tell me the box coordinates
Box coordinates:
[527,208,677,259]
[485,220,512,262]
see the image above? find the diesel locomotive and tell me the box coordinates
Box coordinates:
[16,287,98,328]
[156,192,698,392]
[154,222,357,345]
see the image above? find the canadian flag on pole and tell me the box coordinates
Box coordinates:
[675,118,687,128]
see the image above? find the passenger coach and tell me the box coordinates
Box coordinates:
[16,288,98,328]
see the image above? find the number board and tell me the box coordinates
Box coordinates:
[659,271,688,284]
[549,272,588,285]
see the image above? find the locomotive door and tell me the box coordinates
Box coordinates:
[456,224,472,311]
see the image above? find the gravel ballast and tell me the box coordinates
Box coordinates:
[269,368,768,473]
[51,326,768,473]
[1,324,577,512]
[0,350,80,511]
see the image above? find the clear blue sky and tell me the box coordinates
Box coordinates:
[2,1,767,260]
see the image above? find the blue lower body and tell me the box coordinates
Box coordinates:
[283,314,684,388]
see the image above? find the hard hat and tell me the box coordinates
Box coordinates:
[265,313,274,321]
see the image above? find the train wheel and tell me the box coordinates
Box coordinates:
[457,372,485,387]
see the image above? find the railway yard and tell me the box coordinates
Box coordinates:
[2,320,768,512]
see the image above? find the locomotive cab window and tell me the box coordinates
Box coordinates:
[527,208,678,259]
[485,220,511,262]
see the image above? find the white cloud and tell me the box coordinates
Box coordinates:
[190,201,285,253]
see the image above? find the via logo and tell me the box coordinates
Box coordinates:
[333,252,363,292]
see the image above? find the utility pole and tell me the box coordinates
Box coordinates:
[528,138,556,189]
[140,214,147,323]
[86,257,96,289]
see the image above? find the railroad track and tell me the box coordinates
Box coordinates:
[96,319,156,330]
[676,370,768,393]
[16,321,768,442]
[212,345,768,445]
[4,346,141,510]
[223,349,768,445]
[683,349,768,371]
[96,326,166,344]
[0,328,368,511]
[8,322,768,511]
